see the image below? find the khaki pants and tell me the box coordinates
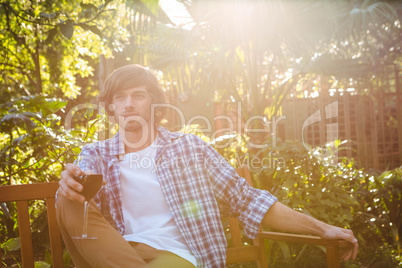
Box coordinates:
[56,196,196,268]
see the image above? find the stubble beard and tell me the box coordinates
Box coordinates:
[119,115,152,134]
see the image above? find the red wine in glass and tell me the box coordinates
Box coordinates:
[72,174,103,239]
[80,174,103,201]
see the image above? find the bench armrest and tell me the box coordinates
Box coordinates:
[258,231,350,247]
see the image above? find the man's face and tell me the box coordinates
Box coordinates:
[111,86,153,132]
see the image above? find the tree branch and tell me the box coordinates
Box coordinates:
[2,2,56,26]
[0,147,75,179]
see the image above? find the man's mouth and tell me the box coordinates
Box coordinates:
[123,113,139,119]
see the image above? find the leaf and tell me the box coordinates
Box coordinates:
[21,114,37,130]
[34,261,51,268]
[79,24,103,38]
[84,108,94,119]
[82,9,93,19]
[1,113,36,130]
[80,3,98,11]
[63,248,71,267]
[39,12,56,19]
[45,28,58,44]
[45,250,52,264]
[1,237,20,251]
[276,241,290,259]
[12,135,24,145]
[22,9,35,17]
[105,0,114,6]
[139,0,159,16]
[4,158,20,166]
[59,21,74,39]
[47,99,67,113]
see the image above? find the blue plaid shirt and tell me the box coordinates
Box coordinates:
[78,126,277,267]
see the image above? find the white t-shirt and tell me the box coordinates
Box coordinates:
[119,137,197,266]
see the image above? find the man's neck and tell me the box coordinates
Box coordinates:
[122,126,157,153]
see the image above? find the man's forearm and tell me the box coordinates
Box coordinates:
[261,201,359,261]
[261,201,329,236]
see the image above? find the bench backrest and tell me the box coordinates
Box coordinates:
[0,182,62,268]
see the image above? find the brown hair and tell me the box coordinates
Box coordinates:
[98,64,166,123]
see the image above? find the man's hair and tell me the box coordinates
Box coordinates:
[99,64,166,123]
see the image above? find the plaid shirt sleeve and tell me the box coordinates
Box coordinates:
[200,137,278,239]
[75,145,103,173]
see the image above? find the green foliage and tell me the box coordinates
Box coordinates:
[1,237,21,266]
[259,141,360,227]
[0,95,105,266]
[351,167,402,267]
[0,95,72,185]
[249,140,358,266]
[0,0,114,101]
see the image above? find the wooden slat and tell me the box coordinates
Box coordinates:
[258,231,350,247]
[226,246,261,264]
[326,246,341,268]
[46,198,64,267]
[256,237,268,268]
[0,183,60,267]
[16,201,34,268]
[0,182,59,202]
[228,217,242,247]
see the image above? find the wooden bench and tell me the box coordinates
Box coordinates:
[0,167,350,267]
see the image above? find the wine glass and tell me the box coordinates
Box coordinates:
[71,155,103,240]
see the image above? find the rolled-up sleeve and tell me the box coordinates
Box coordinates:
[203,142,278,239]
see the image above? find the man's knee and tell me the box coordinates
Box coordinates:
[56,195,85,231]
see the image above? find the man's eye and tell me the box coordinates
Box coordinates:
[114,95,124,100]
[134,93,146,99]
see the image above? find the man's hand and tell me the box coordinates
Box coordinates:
[321,225,358,261]
[58,163,86,203]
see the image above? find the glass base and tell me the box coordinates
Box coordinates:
[72,236,98,240]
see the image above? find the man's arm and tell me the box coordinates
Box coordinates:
[261,201,358,261]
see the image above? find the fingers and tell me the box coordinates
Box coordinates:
[59,164,85,203]
[351,240,358,260]
[340,241,359,261]
[341,247,352,261]
[342,229,358,244]
[338,229,358,261]
[66,163,82,177]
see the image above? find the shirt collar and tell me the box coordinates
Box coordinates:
[110,131,125,157]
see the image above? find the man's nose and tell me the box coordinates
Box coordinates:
[124,96,134,109]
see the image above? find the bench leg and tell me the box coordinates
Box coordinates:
[326,246,341,268]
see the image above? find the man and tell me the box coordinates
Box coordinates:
[57,64,358,267]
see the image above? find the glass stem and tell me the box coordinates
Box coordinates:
[82,201,89,238]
